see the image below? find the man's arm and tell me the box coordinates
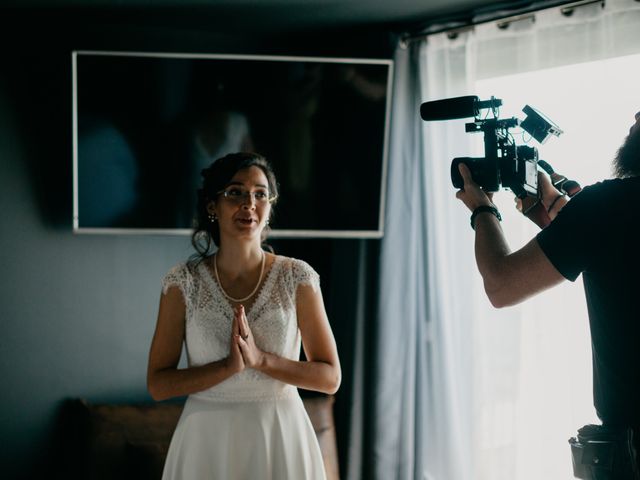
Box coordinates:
[473,213,565,307]
[457,164,566,308]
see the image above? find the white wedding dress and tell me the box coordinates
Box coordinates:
[160,255,327,480]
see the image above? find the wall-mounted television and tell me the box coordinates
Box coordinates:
[72,51,393,238]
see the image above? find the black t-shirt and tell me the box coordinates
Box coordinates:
[537,177,640,426]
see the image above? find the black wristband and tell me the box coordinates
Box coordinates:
[470,205,501,230]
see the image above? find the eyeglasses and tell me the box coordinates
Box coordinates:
[217,187,277,205]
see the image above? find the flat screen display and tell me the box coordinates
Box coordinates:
[72,51,393,238]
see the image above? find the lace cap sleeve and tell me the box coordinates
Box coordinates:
[290,258,320,294]
[161,263,191,299]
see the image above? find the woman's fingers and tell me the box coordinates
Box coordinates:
[226,315,245,374]
[236,332,262,368]
[235,305,246,339]
[229,339,245,373]
[233,307,263,368]
[232,309,240,337]
[240,305,250,337]
[235,304,250,340]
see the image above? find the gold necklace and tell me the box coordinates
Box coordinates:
[214,251,266,303]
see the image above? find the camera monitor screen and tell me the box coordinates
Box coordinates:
[73,51,393,238]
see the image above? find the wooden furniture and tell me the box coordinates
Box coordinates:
[58,395,339,479]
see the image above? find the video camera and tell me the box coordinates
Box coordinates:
[420,95,563,198]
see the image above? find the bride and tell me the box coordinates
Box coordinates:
[147,152,341,479]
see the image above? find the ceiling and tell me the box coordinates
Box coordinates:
[3,0,539,34]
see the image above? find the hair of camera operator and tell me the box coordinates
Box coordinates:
[470,205,502,230]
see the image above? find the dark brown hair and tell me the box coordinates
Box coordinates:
[613,125,640,178]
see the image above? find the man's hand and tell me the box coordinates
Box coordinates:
[537,171,568,219]
[515,171,568,221]
[455,162,566,308]
[455,163,495,211]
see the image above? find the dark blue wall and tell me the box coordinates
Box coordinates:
[0,62,192,477]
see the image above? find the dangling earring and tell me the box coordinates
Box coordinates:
[208,213,217,223]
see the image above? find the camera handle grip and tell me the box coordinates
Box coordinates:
[520,159,582,229]
[537,159,582,197]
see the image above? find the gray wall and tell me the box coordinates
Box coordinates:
[0,9,391,478]
[0,68,193,476]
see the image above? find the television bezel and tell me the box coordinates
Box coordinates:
[72,50,393,238]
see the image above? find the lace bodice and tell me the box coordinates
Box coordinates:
[161,255,320,401]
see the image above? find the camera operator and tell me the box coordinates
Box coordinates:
[455,111,640,477]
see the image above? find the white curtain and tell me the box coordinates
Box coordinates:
[373,24,481,480]
[374,41,431,480]
[376,0,640,479]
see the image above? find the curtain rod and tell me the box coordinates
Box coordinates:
[399,0,604,47]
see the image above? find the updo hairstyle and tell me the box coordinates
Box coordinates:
[190,152,279,262]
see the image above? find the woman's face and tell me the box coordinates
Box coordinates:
[208,166,273,244]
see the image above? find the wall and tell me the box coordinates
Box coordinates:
[0,8,392,479]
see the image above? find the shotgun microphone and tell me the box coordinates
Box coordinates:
[420,95,502,121]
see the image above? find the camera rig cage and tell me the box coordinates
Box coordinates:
[421,95,563,198]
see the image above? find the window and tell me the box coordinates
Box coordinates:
[469,53,640,480]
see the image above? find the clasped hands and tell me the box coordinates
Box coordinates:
[225,304,265,374]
